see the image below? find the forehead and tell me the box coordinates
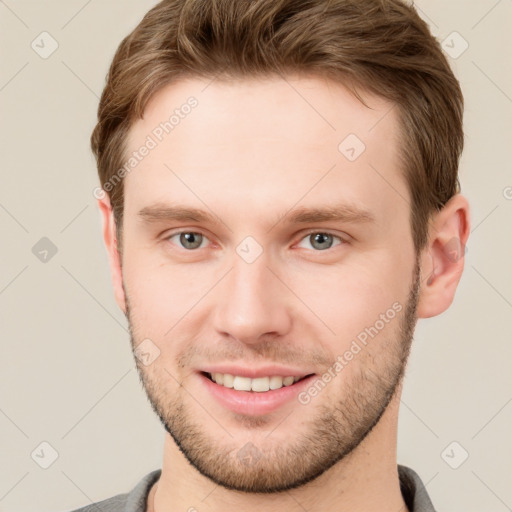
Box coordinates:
[122,75,407,228]
[129,74,397,152]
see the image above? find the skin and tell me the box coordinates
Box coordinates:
[98,75,470,512]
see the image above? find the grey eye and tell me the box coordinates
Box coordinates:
[310,233,333,250]
[181,232,203,249]
[297,232,342,251]
[168,232,206,250]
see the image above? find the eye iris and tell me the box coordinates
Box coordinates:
[180,232,202,249]
[311,233,333,250]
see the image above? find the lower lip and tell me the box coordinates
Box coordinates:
[199,372,316,416]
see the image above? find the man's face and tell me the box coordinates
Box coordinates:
[118,75,420,492]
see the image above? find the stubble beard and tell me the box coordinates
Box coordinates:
[125,257,421,493]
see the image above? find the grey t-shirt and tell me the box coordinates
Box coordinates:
[67,464,436,512]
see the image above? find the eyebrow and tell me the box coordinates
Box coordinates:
[137,202,375,227]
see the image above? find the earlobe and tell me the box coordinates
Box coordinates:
[416,194,471,319]
[97,195,127,315]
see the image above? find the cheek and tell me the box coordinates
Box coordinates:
[288,253,408,348]
[122,247,217,333]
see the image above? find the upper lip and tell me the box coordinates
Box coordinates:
[199,365,315,379]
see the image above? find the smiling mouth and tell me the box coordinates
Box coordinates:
[201,371,314,392]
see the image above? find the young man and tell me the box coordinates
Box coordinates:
[79,0,470,510]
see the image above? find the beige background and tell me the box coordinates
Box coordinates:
[1,1,511,511]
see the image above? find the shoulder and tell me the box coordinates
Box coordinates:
[398,464,437,512]
[64,469,161,512]
[66,492,128,512]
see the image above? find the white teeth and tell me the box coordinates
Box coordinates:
[251,377,270,392]
[233,376,252,391]
[283,376,295,386]
[208,373,306,392]
[269,376,283,389]
[222,374,234,388]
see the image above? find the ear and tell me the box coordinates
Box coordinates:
[97,194,127,315]
[416,193,471,319]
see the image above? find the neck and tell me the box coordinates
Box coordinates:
[149,393,408,512]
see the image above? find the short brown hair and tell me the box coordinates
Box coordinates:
[91,0,463,255]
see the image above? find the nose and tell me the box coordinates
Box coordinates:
[212,251,293,346]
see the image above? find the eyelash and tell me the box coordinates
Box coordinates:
[164,229,348,251]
